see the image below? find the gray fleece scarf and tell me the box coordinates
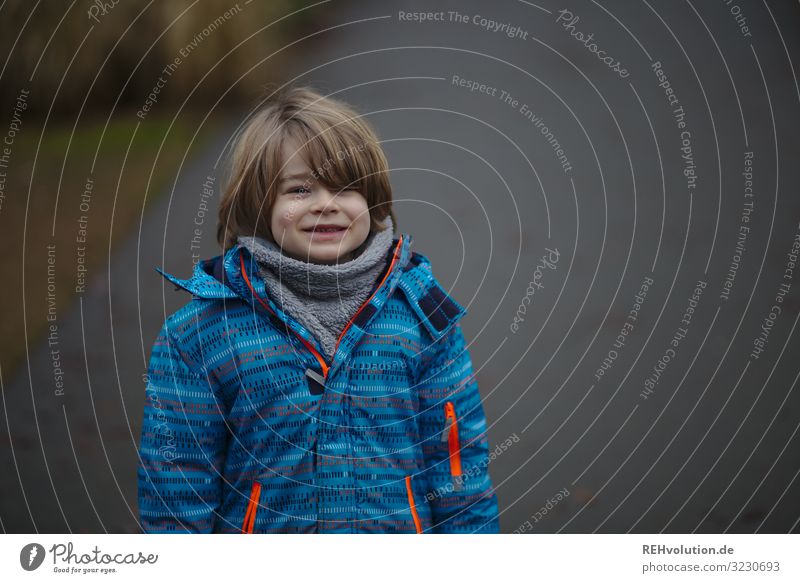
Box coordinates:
[237,218,395,361]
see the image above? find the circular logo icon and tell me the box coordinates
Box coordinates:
[20,543,46,571]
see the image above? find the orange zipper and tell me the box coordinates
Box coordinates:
[240,254,329,377]
[241,481,262,534]
[239,237,403,382]
[442,401,463,490]
[404,476,423,534]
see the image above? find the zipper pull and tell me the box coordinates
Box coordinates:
[441,402,455,442]
[441,415,454,442]
[305,368,326,395]
[442,401,463,491]
[441,401,456,441]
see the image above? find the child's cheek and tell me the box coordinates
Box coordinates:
[275,205,296,228]
[277,212,293,227]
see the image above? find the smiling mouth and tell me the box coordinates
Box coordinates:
[301,225,348,241]
[302,225,347,233]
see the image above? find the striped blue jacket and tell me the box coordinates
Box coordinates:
[137,234,499,533]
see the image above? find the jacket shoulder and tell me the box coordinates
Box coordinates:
[156,253,239,300]
[394,251,467,342]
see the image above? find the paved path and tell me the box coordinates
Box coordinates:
[0,125,234,532]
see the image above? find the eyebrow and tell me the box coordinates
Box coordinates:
[279,172,311,184]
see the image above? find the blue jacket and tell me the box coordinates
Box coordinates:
[137,235,499,533]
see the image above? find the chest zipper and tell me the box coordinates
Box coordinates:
[239,238,404,393]
[242,481,262,533]
[441,401,463,491]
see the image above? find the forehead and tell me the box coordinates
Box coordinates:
[277,137,312,182]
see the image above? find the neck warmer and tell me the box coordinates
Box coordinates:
[237,218,395,360]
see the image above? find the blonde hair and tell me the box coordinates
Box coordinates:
[217,86,396,250]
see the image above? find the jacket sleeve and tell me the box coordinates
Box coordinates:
[417,323,500,533]
[137,320,229,533]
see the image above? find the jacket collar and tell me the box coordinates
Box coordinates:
[156,233,466,349]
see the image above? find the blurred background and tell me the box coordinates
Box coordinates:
[1,0,799,533]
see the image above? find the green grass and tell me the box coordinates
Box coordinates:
[0,113,218,378]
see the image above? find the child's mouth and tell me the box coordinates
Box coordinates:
[302,224,347,240]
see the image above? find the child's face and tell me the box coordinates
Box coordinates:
[270,138,371,264]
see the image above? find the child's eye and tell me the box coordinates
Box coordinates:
[289,186,311,195]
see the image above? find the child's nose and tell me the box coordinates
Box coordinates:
[310,186,339,212]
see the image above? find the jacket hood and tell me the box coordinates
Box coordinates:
[156,233,467,342]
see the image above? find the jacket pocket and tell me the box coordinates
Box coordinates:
[441,401,463,491]
[241,481,262,534]
[404,475,423,534]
